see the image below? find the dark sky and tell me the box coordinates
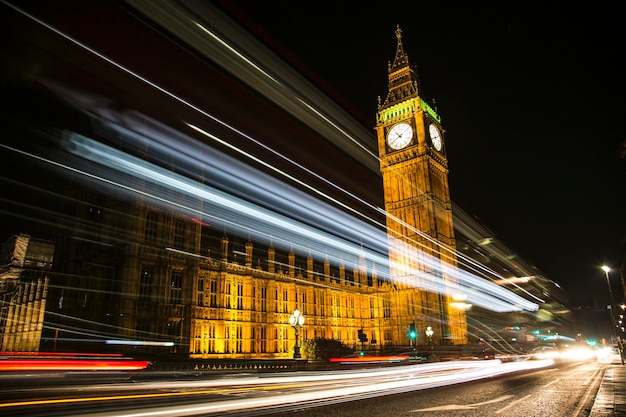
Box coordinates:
[214,2,626,304]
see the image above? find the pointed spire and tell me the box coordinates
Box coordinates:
[268,236,275,274]
[390,25,409,72]
[221,232,229,261]
[288,244,295,277]
[245,236,253,268]
[307,248,314,280]
[381,25,420,109]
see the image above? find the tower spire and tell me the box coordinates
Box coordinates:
[381,25,420,109]
[390,25,409,70]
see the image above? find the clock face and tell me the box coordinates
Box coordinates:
[387,123,413,150]
[429,124,442,151]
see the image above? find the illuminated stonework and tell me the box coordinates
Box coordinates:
[375,25,468,345]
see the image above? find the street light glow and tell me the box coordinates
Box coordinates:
[289,309,305,359]
[600,264,624,365]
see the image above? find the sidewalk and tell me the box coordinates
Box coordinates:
[590,359,626,416]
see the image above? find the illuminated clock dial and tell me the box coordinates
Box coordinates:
[387,123,413,150]
[429,124,442,151]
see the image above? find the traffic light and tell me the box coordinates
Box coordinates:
[409,322,417,339]
[358,329,368,343]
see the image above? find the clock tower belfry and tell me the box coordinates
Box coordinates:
[375,26,467,345]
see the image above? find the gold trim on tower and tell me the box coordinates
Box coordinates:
[375,26,467,345]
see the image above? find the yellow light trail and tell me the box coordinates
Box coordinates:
[0,384,290,408]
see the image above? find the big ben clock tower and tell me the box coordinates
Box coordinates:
[376,26,467,345]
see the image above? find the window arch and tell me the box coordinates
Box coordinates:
[174,219,186,249]
[144,211,158,244]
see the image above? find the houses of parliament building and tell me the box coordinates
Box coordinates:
[1,8,476,358]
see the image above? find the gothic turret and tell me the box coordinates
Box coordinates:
[380,25,420,110]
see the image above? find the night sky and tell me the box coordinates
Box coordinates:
[214,2,626,305]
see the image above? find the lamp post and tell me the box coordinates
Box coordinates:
[289,308,304,359]
[426,326,434,346]
[602,265,624,365]
[425,326,435,361]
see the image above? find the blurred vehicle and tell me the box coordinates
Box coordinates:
[531,346,559,360]
[596,344,623,363]
[558,343,597,362]
[531,343,598,362]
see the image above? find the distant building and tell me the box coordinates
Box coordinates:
[0,234,53,351]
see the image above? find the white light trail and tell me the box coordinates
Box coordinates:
[70,360,554,417]
[105,340,174,347]
[194,21,281,85]
[56,133,537,312]
[61,132,391,269]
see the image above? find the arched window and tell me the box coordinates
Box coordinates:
[144,211,158,245]
[174,219,186,249]
[139,264,153,301]
[170,271,183,304]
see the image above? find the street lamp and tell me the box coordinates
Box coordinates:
[426,326,434,345]
[602,265,624,365]
[289,308,305,359]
